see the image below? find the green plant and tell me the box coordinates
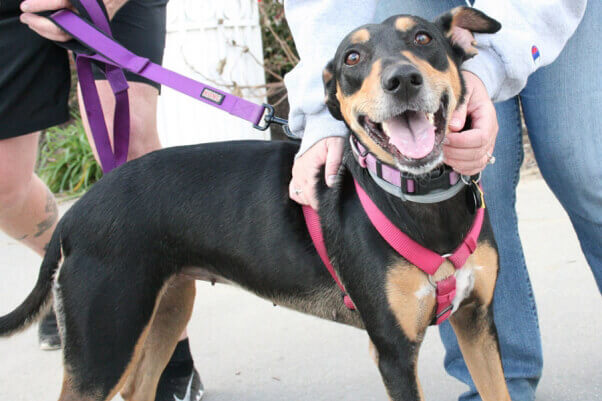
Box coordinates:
[259,0,298,82]
[37,112,102,197]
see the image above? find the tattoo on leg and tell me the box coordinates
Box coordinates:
[45,188,57,213]
[34,189,58,238]
[16,234,29,240]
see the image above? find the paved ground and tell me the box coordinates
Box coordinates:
[0,177,600,401]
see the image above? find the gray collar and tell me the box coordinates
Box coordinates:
[349,135,476,203]
[366,168,470,203]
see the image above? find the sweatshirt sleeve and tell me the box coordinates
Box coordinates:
[283,0,378,157]
[463,0,587,102]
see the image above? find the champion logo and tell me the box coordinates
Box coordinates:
[531,45,540,62]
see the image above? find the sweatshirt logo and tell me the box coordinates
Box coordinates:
[531,45,540,62]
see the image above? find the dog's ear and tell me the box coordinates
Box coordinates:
[434,7,501,61]
[323,60,343,121]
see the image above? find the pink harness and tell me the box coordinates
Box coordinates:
[303,179,485,325]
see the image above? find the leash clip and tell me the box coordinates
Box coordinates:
[253,103,296,139]
[461,171,481,185]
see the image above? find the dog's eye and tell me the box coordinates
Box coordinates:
[414,32,432,45]
[345,51,361,66]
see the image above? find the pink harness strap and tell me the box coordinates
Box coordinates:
[354,179,485,324]
[301,179,485,324]
[302,206,356,310]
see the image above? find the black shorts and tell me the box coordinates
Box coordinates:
[0,0,167,139]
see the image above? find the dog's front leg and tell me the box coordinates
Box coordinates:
[449,300,510,401]
[368,330,425,401]
[450,246,511,401]
[364,263,435,400]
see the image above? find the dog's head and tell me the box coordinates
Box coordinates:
[323,7,500,175]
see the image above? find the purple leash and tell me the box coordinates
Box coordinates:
[62,0,130,172]
[47,1,290,173]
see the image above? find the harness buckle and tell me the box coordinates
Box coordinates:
[434,275,457,325]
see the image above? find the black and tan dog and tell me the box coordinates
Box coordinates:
[0,7,509,401]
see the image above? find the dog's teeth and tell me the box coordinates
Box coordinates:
[426,113,435,125]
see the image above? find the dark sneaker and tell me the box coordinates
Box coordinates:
[38,310,61,350]
[155,367,204,401]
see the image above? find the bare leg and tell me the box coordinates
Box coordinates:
[78,81,162,161]
[0,133,58,256]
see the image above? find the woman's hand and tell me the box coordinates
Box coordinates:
[19,0,127,42]
[289,137,345,210]
[444,71,498,176]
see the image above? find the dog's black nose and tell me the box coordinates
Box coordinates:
[381,64,423,96]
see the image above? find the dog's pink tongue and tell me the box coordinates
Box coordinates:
[382,111,435,159]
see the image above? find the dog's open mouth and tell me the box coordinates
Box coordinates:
[359,97,448,163]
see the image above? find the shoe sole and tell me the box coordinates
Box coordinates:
[39,340,62,351]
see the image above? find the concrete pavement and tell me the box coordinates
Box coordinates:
[0,177,600,400]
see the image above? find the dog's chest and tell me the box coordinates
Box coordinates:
[412,261,480,314]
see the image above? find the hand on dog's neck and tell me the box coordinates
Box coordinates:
[343,146,474,254]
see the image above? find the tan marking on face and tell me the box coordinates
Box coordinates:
[336,59,397,165]
[385,260,436,341]
[395,16,416,32]
[401,51,462,121]
[351,28,370,44]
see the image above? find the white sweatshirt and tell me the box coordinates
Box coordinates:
[283,0,587,156]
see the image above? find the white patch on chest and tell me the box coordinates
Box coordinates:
[451,265,480,313]
[413,265,483,315]
[414,282,435,299]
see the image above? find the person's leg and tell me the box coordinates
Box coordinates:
[76,1,202,399]
[0,4,68,257]
[0,134,63,351]
[0,133,58,256]
[519,0,602,290]
[78,81,162,161]
[375,2,545,400]
[440,98,543,401]
[0,4,70,350]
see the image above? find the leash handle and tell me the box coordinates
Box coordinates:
[47,3,294,173]
[45,0,130,173]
